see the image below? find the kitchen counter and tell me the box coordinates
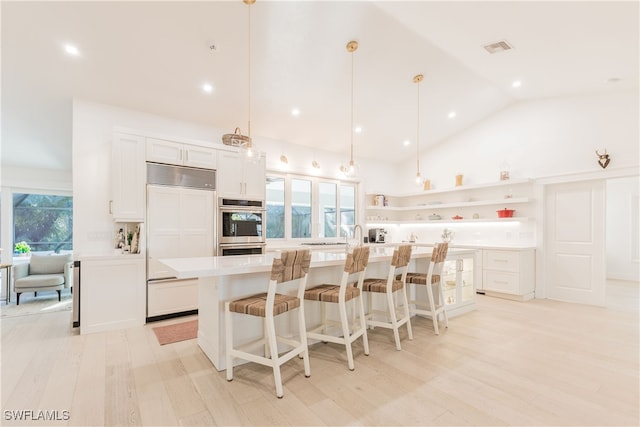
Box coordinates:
[159,246,477,371]
[160,246,477,279]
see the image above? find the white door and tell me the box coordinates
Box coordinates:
[147,186,214,279]
[545,180,606,305]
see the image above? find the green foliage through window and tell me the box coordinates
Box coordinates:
[13,193,73,253]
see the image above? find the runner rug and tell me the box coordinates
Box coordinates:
[152,319,198,345]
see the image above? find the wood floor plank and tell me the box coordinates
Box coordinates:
[1,281,638,426]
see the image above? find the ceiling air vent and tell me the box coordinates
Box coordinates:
[483,40,513,54]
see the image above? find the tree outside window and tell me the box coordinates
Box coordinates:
[13,193,73,253]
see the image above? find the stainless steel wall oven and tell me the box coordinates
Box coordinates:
[218,197,266,255]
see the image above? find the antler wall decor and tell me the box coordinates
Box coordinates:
[595,149,610,169]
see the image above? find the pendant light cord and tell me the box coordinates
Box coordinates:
[416,78,420,174]
[350,46,354,165]
[247,1,252,139]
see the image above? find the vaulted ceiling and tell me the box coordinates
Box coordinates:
[2,1,638,171]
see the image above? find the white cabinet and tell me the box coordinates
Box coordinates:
[217,149,265,199]
[146,137,217,170]
[147,278,199,318]
[111,133,146,222]
[80,256,145,335]
[481,249,535,300]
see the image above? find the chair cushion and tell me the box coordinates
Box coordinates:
[402,273,440,285]
[362,278,404,293]
[29,253,72,275]
[15,274,64,289]
[304,284,360,303]
[228,293,300,317]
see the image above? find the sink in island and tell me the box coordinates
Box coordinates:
[160,245,477,371]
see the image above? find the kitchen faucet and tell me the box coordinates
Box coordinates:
[353,224,363,246]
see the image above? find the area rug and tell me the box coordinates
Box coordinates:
[1,293,72,318]
[152,319,198,345]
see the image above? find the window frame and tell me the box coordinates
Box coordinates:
[265,172,358,242]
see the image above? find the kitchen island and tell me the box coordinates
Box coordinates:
[160,245,477,370]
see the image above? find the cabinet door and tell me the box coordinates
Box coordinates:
[184,144,217,169]
[243,155,266,199]
[217,150,245,196]
[112,133,146,221]
[146,138,183,165]
[80,257,145,334]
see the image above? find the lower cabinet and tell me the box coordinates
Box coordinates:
[439,250,479,316]
[80,256,145,334]
[481,249,535,300]
[147,278,198,319]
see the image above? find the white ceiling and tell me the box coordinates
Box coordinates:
[2,1,638,171]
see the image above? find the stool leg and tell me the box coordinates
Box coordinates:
[387,291,401,351]
[358,294,370,356]
[426,283,439,335]
[401,285,413,340]
[225,303,234,381]
[339,299,355,371]
[265,315,283,398]
[297,305,311,378]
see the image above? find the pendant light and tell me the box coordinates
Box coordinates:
[221,0,256,158]
[340,40,359,177]
[413,74,423,184]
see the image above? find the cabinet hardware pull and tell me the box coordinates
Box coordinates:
[109,200,113,214]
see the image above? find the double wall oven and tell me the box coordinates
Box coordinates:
[218,197,266,256]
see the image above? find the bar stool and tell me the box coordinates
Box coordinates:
[405,242,449,335]
[361,244,413,351]
[304,246,370,371]
[224,249,312,398]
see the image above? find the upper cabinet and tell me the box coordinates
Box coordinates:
[146,137,217,170]
[111,133,146,221]
[217,150,266,199]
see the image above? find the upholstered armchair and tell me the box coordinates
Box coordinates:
[13,253,73,305]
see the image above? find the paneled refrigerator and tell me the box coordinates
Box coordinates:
[146,163,216,321]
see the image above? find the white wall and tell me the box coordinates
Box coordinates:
[397,90,639,188]
[606,176,640,281]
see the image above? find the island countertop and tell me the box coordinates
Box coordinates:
[160,246,477,279]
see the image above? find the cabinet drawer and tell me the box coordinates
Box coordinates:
[483,270,519,294]
[483,250,520,272]
[148,279,198,317]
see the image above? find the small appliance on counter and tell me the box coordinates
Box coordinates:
[368,228,387,243]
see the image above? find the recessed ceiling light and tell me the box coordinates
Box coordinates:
[403,140,411,147]
[355,126,362,134]
[202,83,213,93]
[512,80,522,88]
[291,108,300,116]
[64,44,80,56]
[448,111,456,119]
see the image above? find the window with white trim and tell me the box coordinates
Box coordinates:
[265,173,357,240]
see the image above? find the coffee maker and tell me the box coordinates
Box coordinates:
[368,228,387,243]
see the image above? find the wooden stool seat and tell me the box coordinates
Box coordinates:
[304,284,360,303]
[228,293,300,317]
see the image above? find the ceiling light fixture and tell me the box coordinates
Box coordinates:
[340,40,360,178]
[403,140,410,147]
[221,0,256,157]
[414,74,424,185]
[64,44,79,56]
[202,83,213,93]
[291,108,300,116]
[448,111,456,119]
[512,80,522,88]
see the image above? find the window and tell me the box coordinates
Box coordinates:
[266,177,285,238]
[265,174,357,240]
[291,178,311,238]
[13,193,73,253]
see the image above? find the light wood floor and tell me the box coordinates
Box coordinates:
[2,282,638,426]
